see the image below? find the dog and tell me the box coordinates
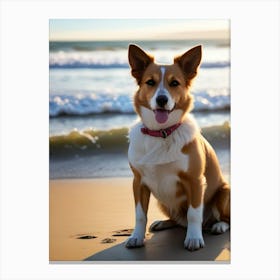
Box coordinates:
[126,44,230,251]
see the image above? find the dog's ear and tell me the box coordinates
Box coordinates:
[128,44,154,84]
[174,45,202,79]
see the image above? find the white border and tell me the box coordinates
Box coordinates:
[1,0,279,279]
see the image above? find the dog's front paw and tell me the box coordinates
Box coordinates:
[184,237,205,251]
[125,236,144,248]
[211,221,229,234]
[184,223,205,251]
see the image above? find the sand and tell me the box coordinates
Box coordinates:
[49,178,230,262]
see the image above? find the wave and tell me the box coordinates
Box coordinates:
[50,122,230,158]
[50,127,128,158]
[49,60,230,70]
[49,94,134,117]
[49,39,229,52]
[49,90,230,117]
[49,40,230,70]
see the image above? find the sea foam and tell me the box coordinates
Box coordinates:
[49,90,229,117]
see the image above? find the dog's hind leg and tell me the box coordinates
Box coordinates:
[201,136,230,234]
[149,201,180,232]
[211,182,230,234]
[149,219,178,232]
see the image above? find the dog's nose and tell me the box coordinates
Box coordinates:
[156,95,168,108]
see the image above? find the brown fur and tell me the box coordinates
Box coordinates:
[130,164,151,217]
[179,136,230,225]
[178,138,206,208]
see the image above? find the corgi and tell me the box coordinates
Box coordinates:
[126,44,230,251]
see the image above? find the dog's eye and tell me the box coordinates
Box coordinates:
[146,79,156,86]
[170,80,180,87]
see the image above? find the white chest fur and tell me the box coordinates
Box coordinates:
[128,115,200,209]
[138,157,188,207]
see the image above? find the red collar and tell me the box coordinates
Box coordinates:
[141,123,181,138]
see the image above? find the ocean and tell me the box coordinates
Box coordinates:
[49,39,230,179]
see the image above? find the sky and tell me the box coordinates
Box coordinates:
[49,19,229,41]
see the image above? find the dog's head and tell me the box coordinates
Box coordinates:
[128,44,201,130]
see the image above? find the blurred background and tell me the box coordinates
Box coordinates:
[49,19,230,180]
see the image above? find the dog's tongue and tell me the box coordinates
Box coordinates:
[154,109,169,124]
